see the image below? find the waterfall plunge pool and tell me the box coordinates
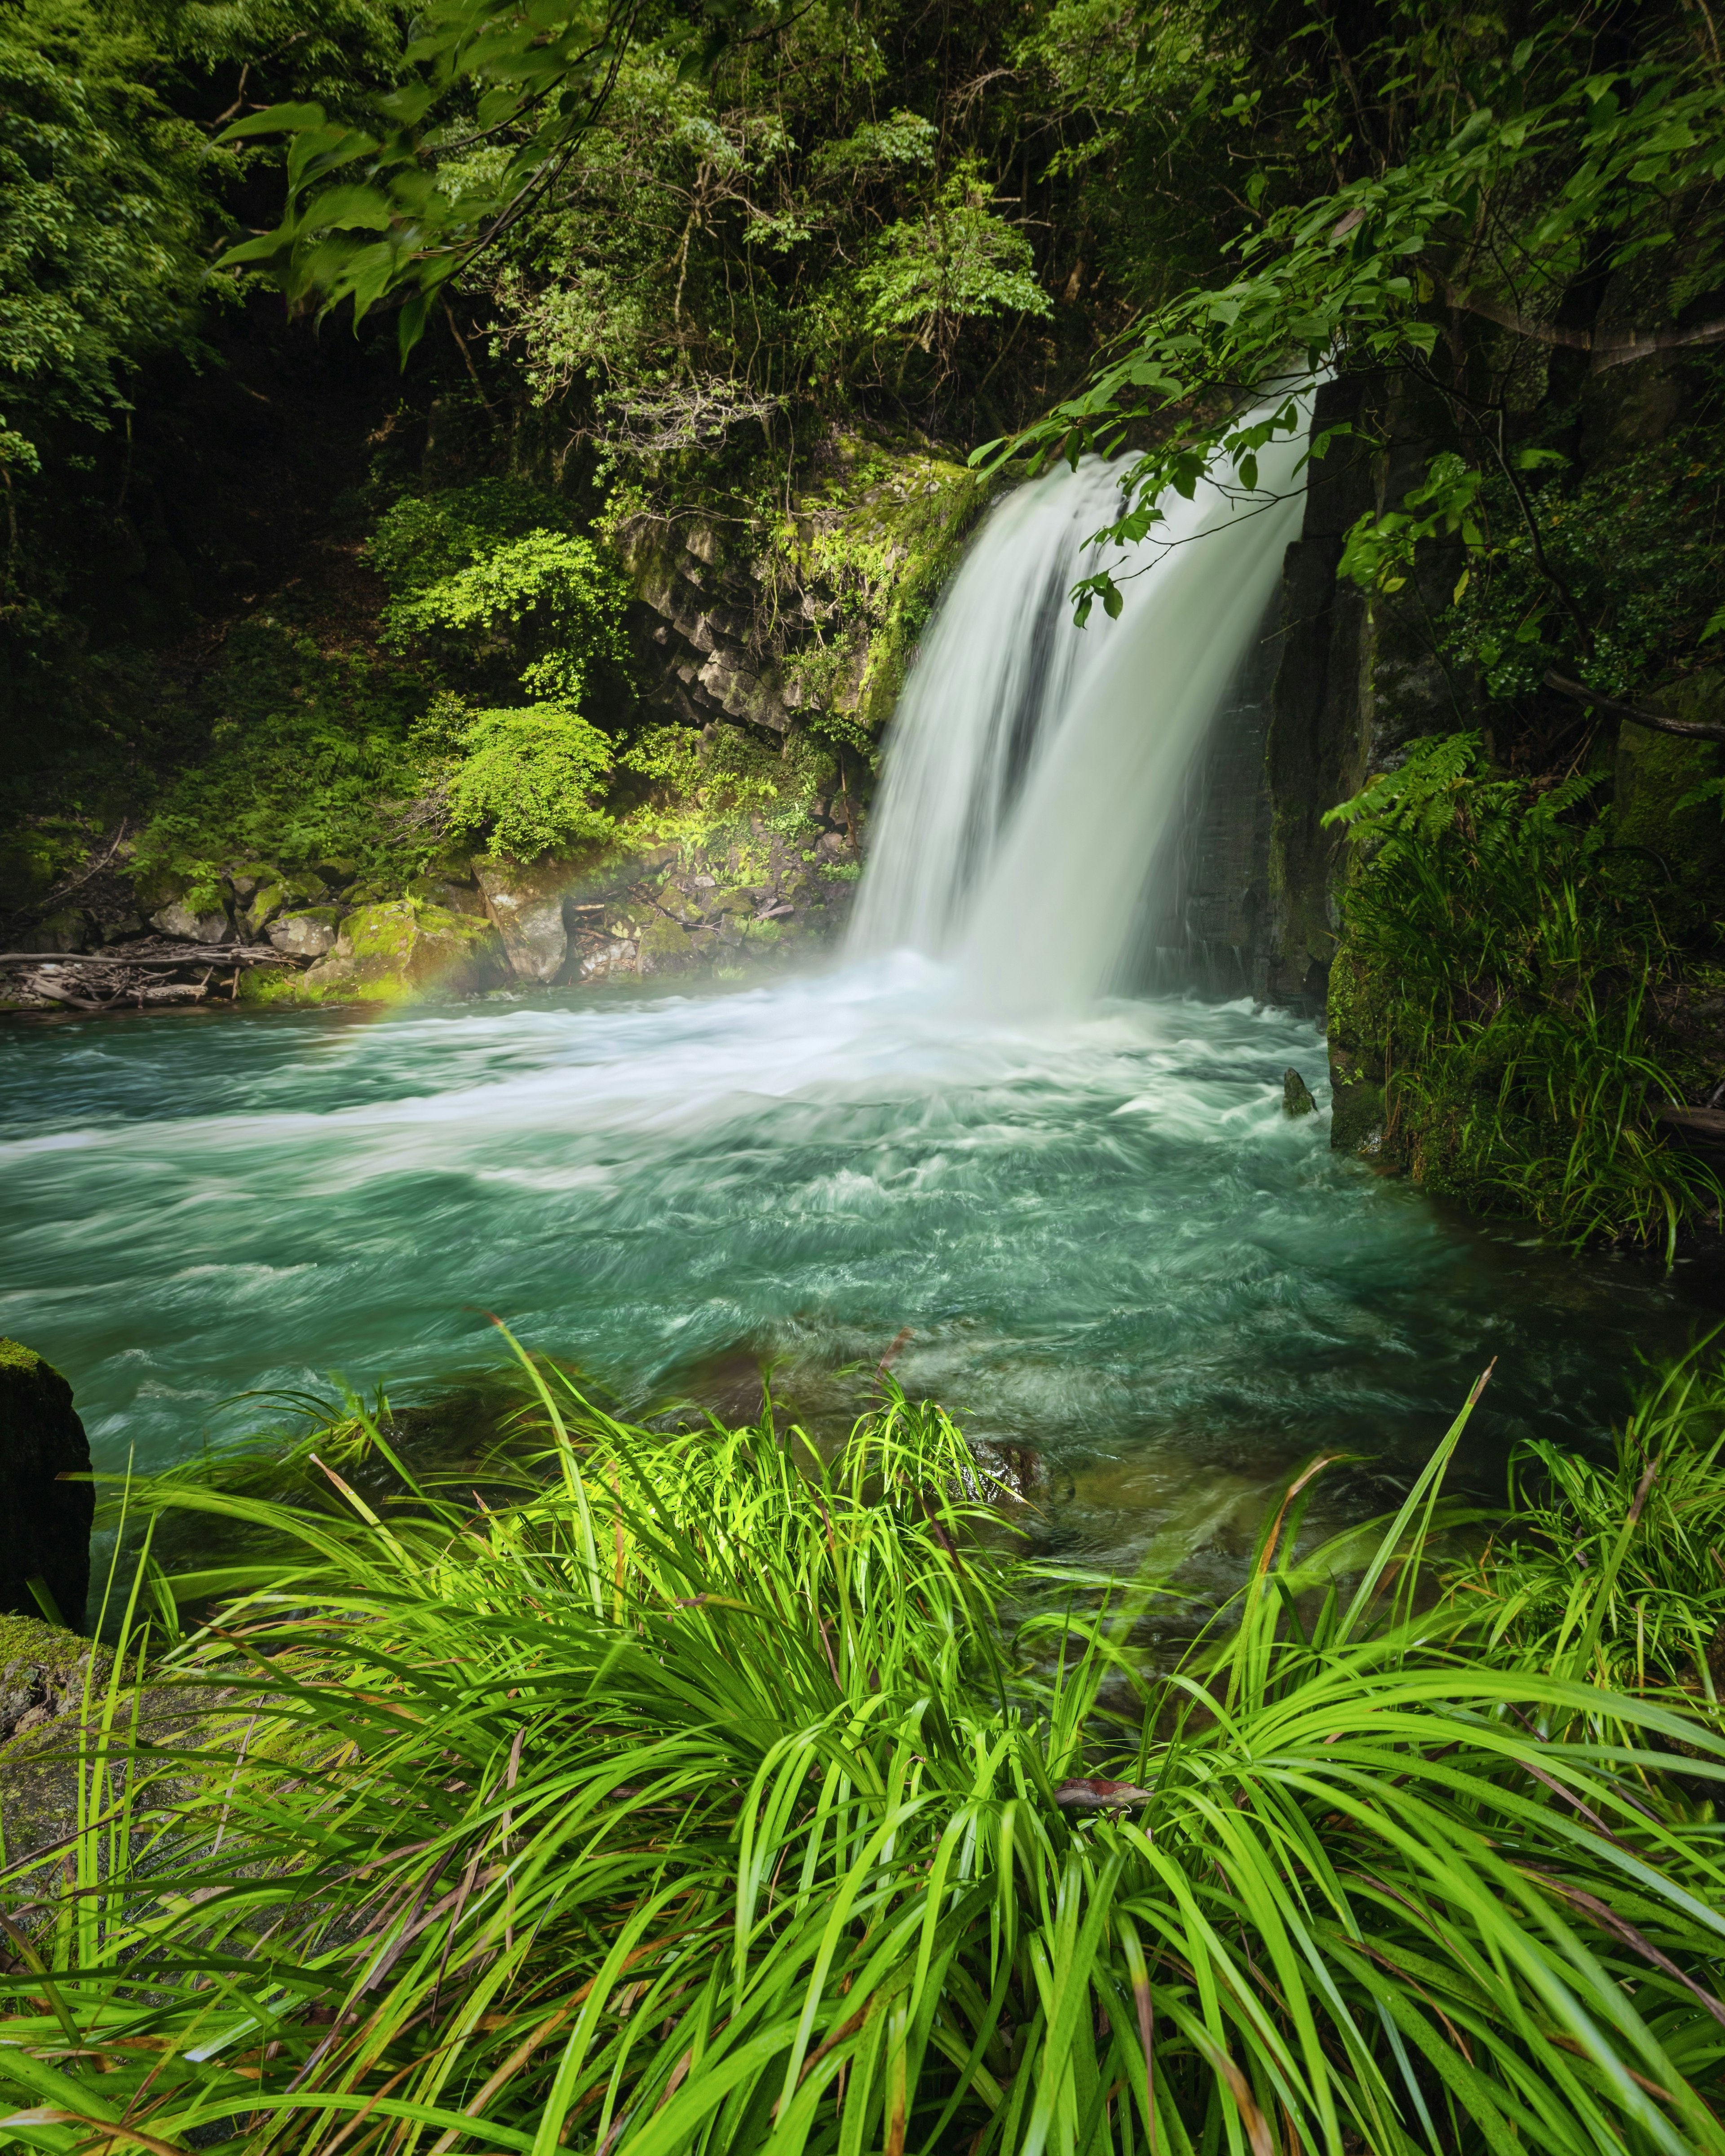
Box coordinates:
[6,433,1708,1579]
[0,960,1702,1578]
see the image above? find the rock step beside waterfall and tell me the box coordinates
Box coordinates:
[0,1339,93,1634]
[5,814,858,1012]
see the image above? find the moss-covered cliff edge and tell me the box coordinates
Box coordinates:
[0,395,990,1008]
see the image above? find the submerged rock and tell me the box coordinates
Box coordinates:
[1283,1067,1317,1117]
[299,899,509,1001]
[0,1340,93,1632]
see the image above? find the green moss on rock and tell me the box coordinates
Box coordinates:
[296,898,510,1003]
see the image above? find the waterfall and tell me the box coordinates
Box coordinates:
[849,420,1310,1012]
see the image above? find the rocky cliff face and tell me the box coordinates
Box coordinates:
[617,434,992,745]
[1244,351,1725,1162]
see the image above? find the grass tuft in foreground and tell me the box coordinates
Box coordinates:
[4,1343,1725,2153]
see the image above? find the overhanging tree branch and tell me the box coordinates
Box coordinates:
[1544,671,1725,742]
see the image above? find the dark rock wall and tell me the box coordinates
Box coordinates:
[1127,601,1281,999]
[0,1342,93,1633]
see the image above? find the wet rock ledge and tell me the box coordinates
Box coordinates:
[0,1339,92,1636]
[3,818,858,1012]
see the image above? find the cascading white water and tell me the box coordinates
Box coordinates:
[849,422,1310,1011]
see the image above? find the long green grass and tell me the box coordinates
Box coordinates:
[1455,1333,1725,1698]
[1325,734,1721,1254]
[4,1346,1725,2155]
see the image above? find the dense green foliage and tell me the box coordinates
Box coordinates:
[1006,10,1725,623]
[1323,736,1721,1251]
[6,1349,1725,2152]
[1459,1337,1725,1695]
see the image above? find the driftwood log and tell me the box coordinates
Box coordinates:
[1656,1104,1725,1151]
[0,942,299,1013]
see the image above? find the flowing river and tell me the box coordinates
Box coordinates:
[0,968,1698,1572]
[0,433,1708,1573]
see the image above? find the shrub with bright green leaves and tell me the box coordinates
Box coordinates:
[368,479,585,591]
[439,699,616,862]
[858,158,1052,367]
[1340,425,1725,709]
[7,1347,1725,2153]
[374,482,632,708]
[0,0,208,475]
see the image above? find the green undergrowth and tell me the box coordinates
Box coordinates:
[757,439,996,742]
[619,721,847,879]
[7,1339,1725,2152]
[127,614,439,906]
[1326,733,1723,1254]
[62,465,892,917]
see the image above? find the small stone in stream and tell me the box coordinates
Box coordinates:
[967,1440,1049,1502]
[0,1341,93,1632]
[1283,1067,1317,1118]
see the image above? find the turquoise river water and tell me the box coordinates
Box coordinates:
[0,954,1706,1572]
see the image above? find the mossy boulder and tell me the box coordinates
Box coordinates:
[234,963,308,1006]
[0,1341,93,1632]
[474,855,575,981]
[0,1613,111,1743]
[0,1617,222,1874]
[637,909,699,972]
[34,907,92,953]
[242,877,290,935]
[298,899,510,1002]
[266,906,344,959]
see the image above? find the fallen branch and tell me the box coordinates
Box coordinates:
[1657,1105,1725,1145]
[0,943,286,968]
[1438,278,1725,374]
[1543,672,1725,743]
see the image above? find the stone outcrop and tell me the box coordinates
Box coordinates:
[617,437,991,743]
[266,907,343,959]
[475,856,579,981]
[150,898,232,943]
[0,1341,93,1633]
[0,1613,228,1874]
[298,899,511,1000]
[624,517,796,734]
[0,1615,108,1742]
